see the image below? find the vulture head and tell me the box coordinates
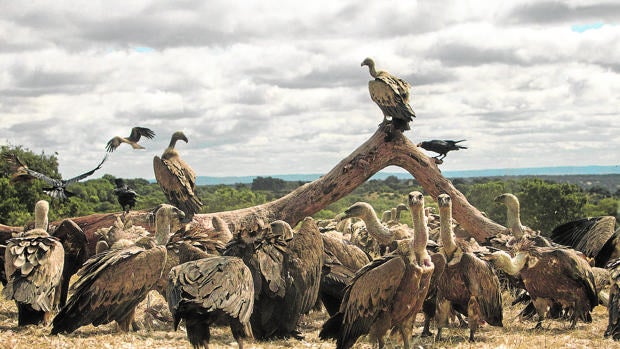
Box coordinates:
[34,200,50,231]
[360,57,378,77]
[437,193,451,209]
[494,193,519,208]
[171,131,188,145]
[342,202,375,220]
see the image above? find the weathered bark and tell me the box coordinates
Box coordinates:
[7,126,505,248]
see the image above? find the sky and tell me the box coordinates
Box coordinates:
[1,0,619,180]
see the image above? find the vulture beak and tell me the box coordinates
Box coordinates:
[494,195,505,203]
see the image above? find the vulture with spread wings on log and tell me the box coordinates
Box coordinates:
[3,152,107,201]
[486,238,597,329]
[361,57,415,141]
[153,131,203,220]
[167,256,254,349]
[434,194,503,342]
[50,205,179,335]
[105,126,155,152]
[320,191,434,349]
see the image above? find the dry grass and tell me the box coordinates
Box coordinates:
[0,287,618,349]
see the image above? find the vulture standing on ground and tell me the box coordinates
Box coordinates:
[153,131,203,220]
[4,153,108,201]
[486,238,597,329]
[320,191,434,349]
[3,200,65,326]
[113,178,138,212]
[105,126,155,152]
[50,205,182,334]
[417,140,467,161]
[434,194,503,342]
[167,256,254,349]
[361,57,415,141]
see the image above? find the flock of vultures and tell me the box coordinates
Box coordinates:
[1,58,619,349]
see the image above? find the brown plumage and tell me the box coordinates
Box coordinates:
[105,126,155,152]
[3,202,65,326]
[167,256,254,349]
[434,194,503,342]
[488,239,597,329]
[361,57,415,141]
[320,191,434,349]
[153,131,203,220]
[550,216,618,267]
[605,257,620,340]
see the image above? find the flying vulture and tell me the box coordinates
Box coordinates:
[4,152,107,201]
[105,126,155,152]
[153,131,203,220]
[113,178,138,212]
[320,191,434,349]
[361,57,415,141]
[167,256,254,349]
[417,140,467,161]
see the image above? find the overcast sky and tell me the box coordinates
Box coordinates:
[1,0,619,180]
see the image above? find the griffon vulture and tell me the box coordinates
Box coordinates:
[153,131,203,220]
[105,126,155,152]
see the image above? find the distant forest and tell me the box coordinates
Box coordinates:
[1,145,618,236]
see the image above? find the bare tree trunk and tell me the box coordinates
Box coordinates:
[10,127,505,246]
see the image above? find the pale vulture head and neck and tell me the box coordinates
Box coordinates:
[361,57,379,78]
[34,200,50,231]
[154,204,186,246]
[408,191,431,266]
[495,193,525,239]
[165,131,189,156]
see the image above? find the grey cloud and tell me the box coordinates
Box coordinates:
[507,2,620,24]
[3,65,100,97]
[428,42,530,67]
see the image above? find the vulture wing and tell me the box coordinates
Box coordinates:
[51,245,166,334]
[128,127,155,142]
[167,256,254,328]
[63,155,108,185]
[321,233,369,271]
[460,253,503,326]
[368,73,415,129]
[153,155,203,216]
[51,219,89,308]
[3,234,65,312]
[550,216,616,261]
[105,137,123,152]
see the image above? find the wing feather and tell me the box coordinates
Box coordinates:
[64,155,108,184]
[153,155,202,216]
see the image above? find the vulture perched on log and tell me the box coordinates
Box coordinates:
[167,256,254,349]
[224,218,323,340]
[320,191,434,349]
[361,57,415,141]
[606,257,620,340]
[486,239,597,329]
[417,139,467,161]
[3,200,65,326]
[3,153,107,201]
[50,205,180,335]
[105,126,155,152]
[550,216,619,268]
[113,178,138,212]
[153,131,203,220]
[434,194,503,342]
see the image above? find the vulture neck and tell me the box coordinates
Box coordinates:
[439,205,457,260]
[34,201,49,231]
[366,62,379,78]
[410,203,429,262]
[492,251,528,276]
[360,206,394,245]
[155,209,172,245]
[505,198,525,239]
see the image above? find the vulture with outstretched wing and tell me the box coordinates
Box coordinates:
[167,256,254,349]
[2,201,65,326]
[4,152,107,201]
[361,57,415,140]
[105,126,155,152]
[153,131,203,220]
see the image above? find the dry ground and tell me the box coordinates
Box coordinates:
[0,288,619,349]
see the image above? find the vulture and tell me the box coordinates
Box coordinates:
[105,126,155,152]
[320,191,434,349]
[224,218,323,340]
[153,131,203,220]
[434,194,503,342]
[361,57,415,141]
[3,152,108,201]
[486,239,597,329]
[550,216,619,267]
[167,256,254,349]
[3,200,65,326]
[50,205,181,334]
[113,178,138,212]
[493,193,554,247]
[417,139,467,161]
[606,257,620,340]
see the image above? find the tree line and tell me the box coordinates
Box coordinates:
[1,145,617,235]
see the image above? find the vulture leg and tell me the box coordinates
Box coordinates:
[435,299,451,341]
[421,312,433,337]
[467,296,481,342]
[532,298,549,330]
[117,307,136,332]
[369,312,391,348]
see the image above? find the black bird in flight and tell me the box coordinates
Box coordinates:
[113,178,138,212]
[417,139,467,160]
[4,153,108,201]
